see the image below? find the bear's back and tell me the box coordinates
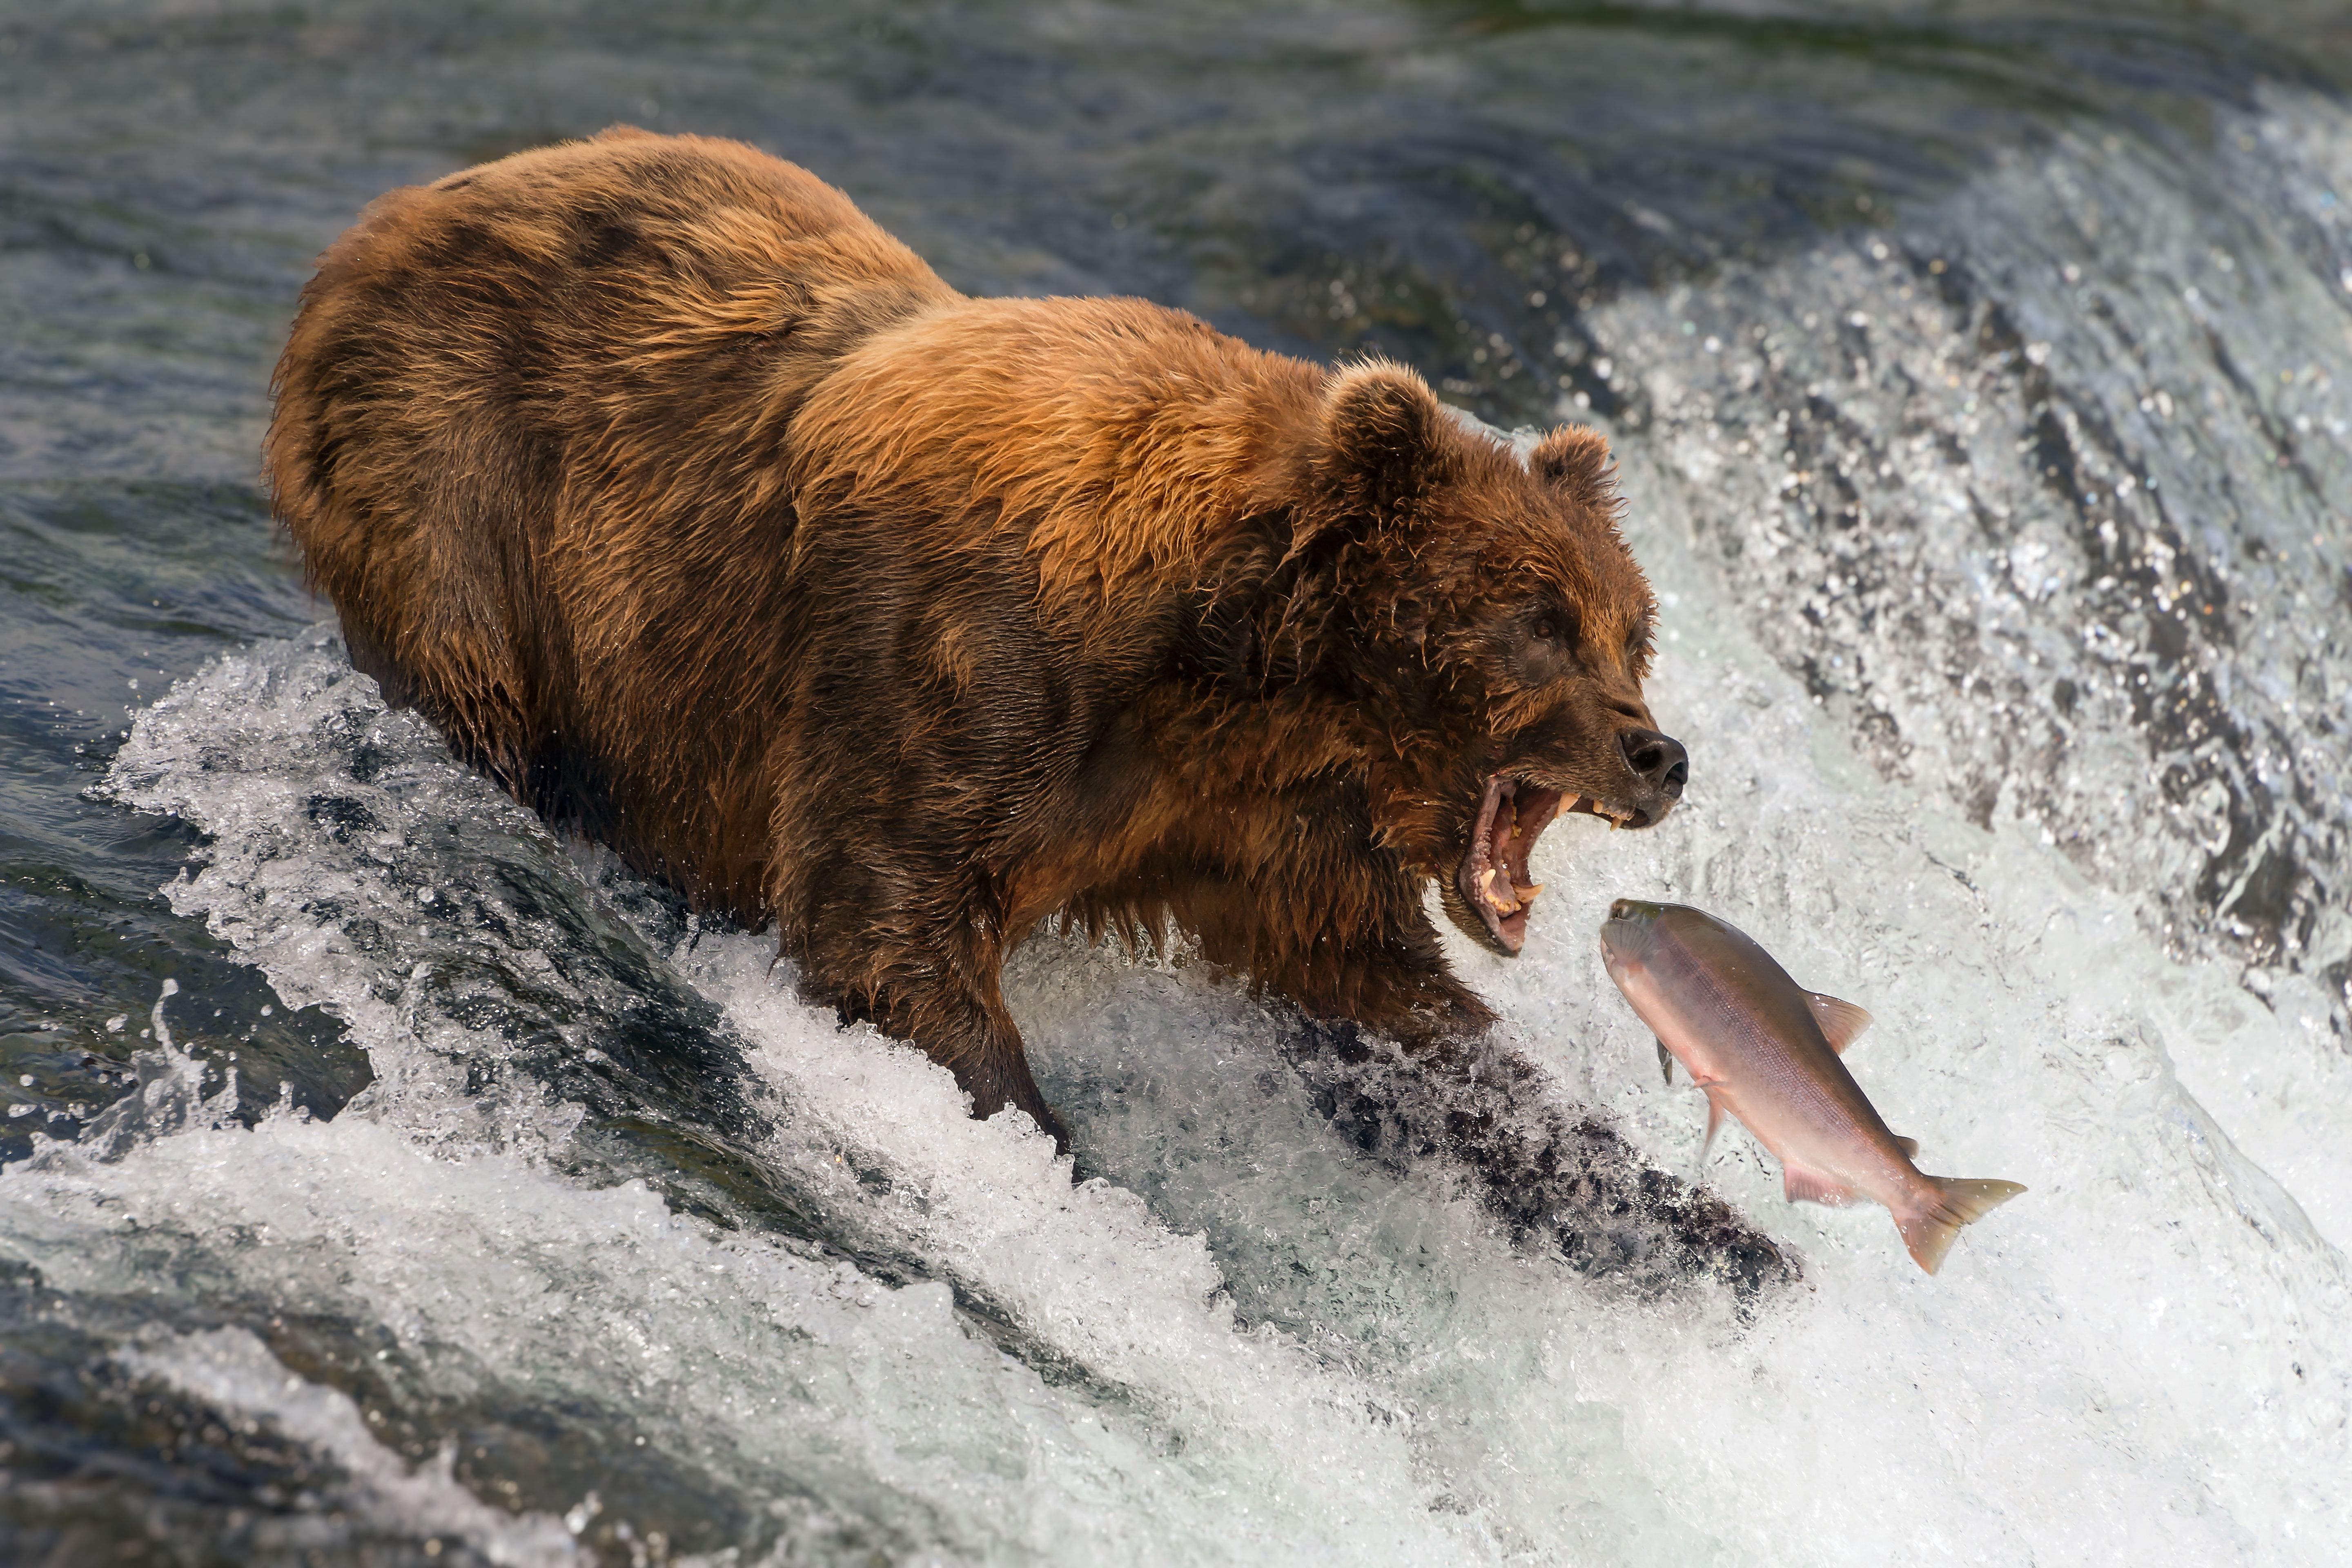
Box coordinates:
[266,131,965,910]
[269,127,960,608]
[264,130,1336,923]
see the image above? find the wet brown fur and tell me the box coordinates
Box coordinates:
[266,128,1683,1149]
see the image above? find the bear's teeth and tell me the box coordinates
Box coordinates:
[1479,868,1519,914]
[1514,882,1542,902]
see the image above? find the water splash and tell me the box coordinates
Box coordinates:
[119,1328,584,1568]
[54,977,244,1163]
[33,551,2344,1559]
[1580,87,2352,1045]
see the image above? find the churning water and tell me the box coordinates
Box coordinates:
[3,4,2349,1564]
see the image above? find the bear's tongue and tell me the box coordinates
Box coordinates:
[1461,777,1564,954]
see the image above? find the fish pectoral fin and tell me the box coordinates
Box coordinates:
[1656,1038,1675,1085]
[1894,1135,1920,1160]
[1807,991,1874,1054]
[1780,1162,1857,1207]
[1697,1094,1727,1167]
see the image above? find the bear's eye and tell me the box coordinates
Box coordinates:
[1512,605,1577,686]
[1529,608,1574,646]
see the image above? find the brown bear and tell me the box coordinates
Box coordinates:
[265,129,1696,1203]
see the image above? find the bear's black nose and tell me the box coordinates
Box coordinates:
[1619,728,1688,799]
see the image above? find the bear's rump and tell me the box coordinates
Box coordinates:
[266,132,964,913]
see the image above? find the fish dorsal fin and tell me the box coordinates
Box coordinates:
[1895,1135,1919,1160]
[1808,992,1874,1054]
[1657,1038,1675,1085]
[1698,1094,1726,1167]
[1782,1162,1856,1207]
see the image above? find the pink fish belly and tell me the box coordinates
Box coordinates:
[1615,960,1920,1211]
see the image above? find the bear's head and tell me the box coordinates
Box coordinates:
[1299,361,1685,958]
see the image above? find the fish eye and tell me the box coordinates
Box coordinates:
[1608,898,1633,919]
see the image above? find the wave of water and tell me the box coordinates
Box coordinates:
[1580,80,2352,1271]
[1583,83,2352,1042]
[4,79,2350,1568]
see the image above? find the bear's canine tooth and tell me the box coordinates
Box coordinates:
[1478,867,1519,914]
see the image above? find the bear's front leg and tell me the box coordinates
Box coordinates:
[1207,892,1799,1295]
[1278,1010,1798,1296]
[793,920,1070,1151]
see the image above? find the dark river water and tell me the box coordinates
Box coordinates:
[4,4,2351,1564]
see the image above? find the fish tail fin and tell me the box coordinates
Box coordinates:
[1897,1177,2027,1275]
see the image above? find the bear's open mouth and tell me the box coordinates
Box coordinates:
[1458,775,1652,955]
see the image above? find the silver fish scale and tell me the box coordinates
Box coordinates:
[1649,914,1902,1164]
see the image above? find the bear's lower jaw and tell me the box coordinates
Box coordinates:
[1459,775,1564,956]
[1458,774,1671,954]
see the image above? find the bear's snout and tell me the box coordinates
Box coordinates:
[1617,726,1688,808]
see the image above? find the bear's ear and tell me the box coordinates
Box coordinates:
[1531,425,1617,514]
[1314,361,1460,517]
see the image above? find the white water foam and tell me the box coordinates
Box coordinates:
[25,1101,1417,1564]
[45,635,1490,1562]
[1566,85,2352,1256]
[119,1327,583,1568]
[29,543,2345,1560]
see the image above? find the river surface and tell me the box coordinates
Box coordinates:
[4,3,2351,1563]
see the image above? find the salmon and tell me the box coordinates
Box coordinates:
[1598,898,2025,1274]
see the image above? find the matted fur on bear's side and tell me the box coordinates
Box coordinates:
[268,129,1771,1285]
